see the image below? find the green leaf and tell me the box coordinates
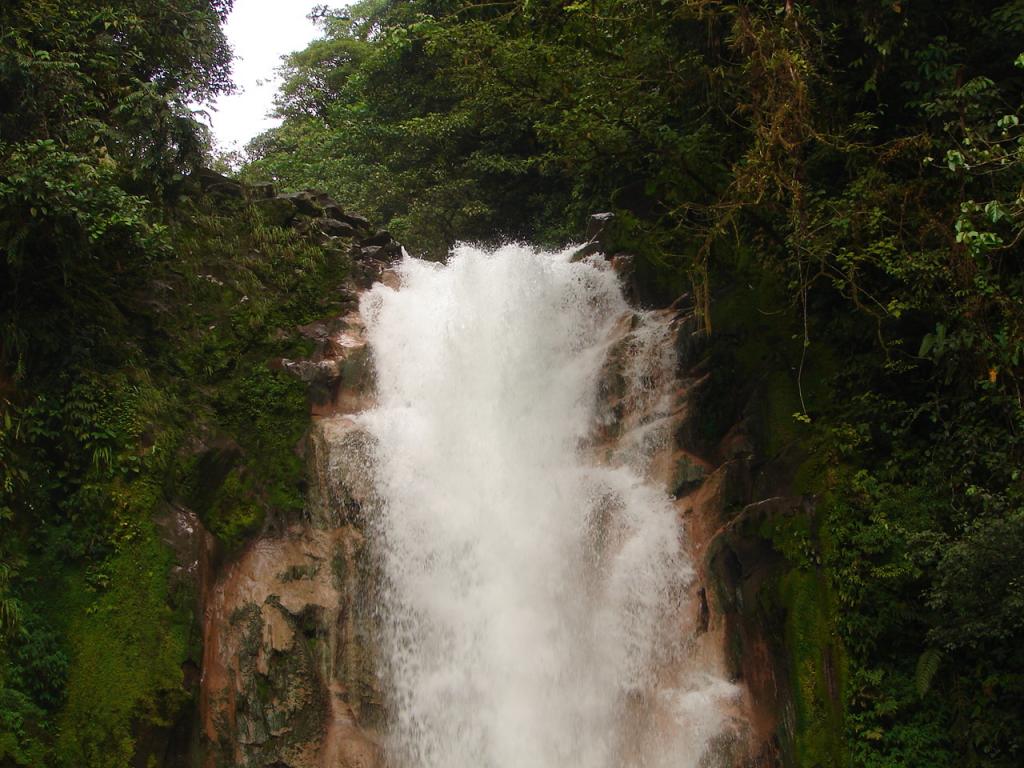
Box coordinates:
[919,333,935,357]
[915,648,942,697]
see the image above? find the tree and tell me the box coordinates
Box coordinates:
[247,2,1024,763]
[0,0,235,378]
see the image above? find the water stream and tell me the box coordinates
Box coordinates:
[356,244,738,768]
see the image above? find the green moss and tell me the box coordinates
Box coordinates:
[776,566,848,768]
[279,562,320,582]
[204,469,264,548]
[699,267,802,454]
[174,366,311,550]
[2,190,354,765]
[162,201,347,549]
[671,454,707,496]
[331,543,352,593]
[55,520,187,768]
[704,258,853,764]
[198,368,308,547]
[762,370,804,458]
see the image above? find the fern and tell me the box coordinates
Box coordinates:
[915,647,943,697]
[0,561,21,638]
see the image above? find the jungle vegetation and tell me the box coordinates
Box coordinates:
[1,2,349,765]
[2,1,1023,766]
[247,2,1024,764]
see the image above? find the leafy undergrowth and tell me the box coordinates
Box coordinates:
[0,191,350,766]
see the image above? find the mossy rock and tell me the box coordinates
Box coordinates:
[252,196,299,228]
[671,454,707,496]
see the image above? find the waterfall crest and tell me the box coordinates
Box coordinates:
[357,244,738,768]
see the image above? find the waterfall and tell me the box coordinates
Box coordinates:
[356,244,738,768]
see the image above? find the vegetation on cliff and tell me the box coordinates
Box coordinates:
[0,2,352,765]
[1,0,1022,766]
[247,1,1024,766]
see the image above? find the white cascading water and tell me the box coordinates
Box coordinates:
[357,244,737,768]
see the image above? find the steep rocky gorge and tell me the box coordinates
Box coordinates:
[166,179,827,768]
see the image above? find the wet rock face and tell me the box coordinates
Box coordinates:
[655,306,796,767]
[193,185,393,768]
[186,190,794,767]
[200,296,387,767]
[200,522,383,768]
[592,302,788,767]
[200,338,385,768]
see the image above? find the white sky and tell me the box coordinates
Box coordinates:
[205,0,324,152]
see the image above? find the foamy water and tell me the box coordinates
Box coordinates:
[357,244,737,768]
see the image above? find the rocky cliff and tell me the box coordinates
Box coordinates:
[169,189,818,767]
[164,176,397,768]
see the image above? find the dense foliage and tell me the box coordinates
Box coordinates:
[0,2,350,765]
[248,1,1024,766]
[2,0,1023,765]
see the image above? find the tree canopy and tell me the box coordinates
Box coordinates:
[0,0,234,377]
[247,2,1024,765]
[0,0,1022,765]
